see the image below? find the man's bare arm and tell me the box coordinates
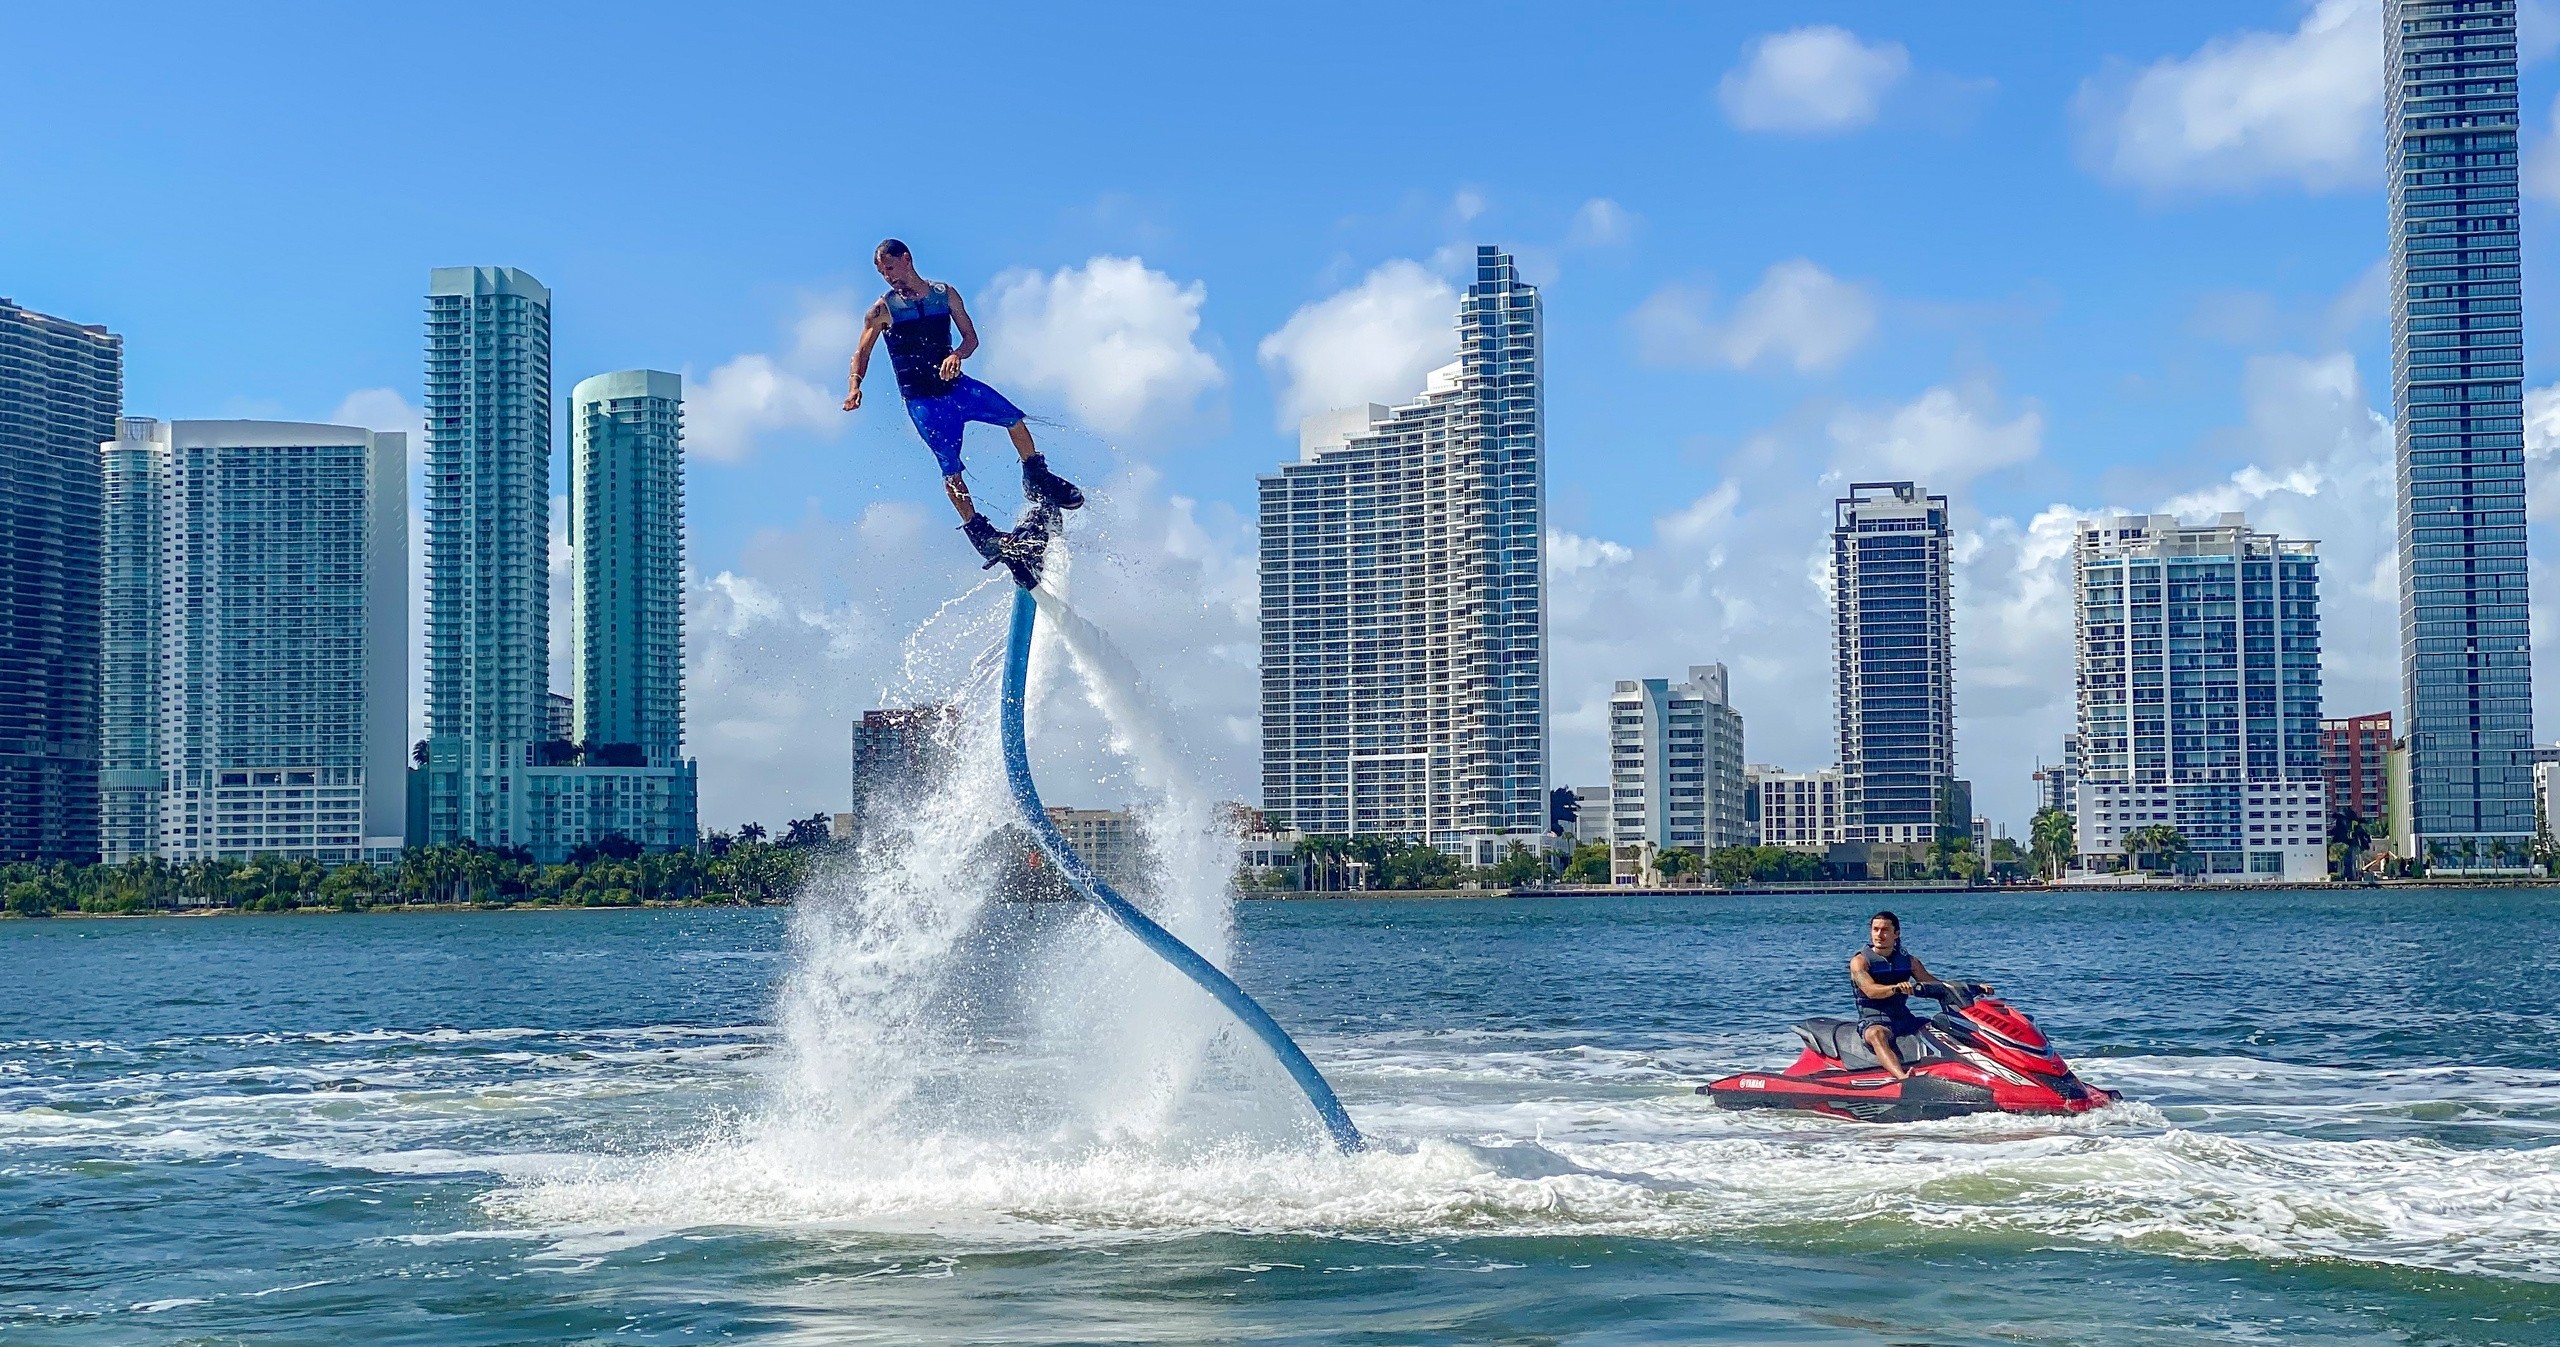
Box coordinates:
[945,286,981,366]
[844,300,888,410]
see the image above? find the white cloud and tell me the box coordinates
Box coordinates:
[331,388,423,442]
[2526,0,2560,65]
[685,468,1259,830]
[1257,260,1457,430]
[2524,381,2560,522]
[1631,260,1877,374]
[1548,530,1634,574]
[1828,384,2043,488]
[690,354,842,464]
[1719,26,1911,133]
[2526,95,2560,204]
[686,300,859,463]
[1567,197,1636,248]
[977,256,1226,443]
[2074,0,2380,195]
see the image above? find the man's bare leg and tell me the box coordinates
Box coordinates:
[1008,421,1038,462]
[1864,1025,1911,1081]
[944,474,977,523]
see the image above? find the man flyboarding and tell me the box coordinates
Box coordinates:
[844,238,1084,587]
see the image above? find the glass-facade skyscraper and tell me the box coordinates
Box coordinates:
[569,370,686,766]
[99,418,162,861]
[535,369,697,857]
[1832,482,1955,847]
[1258,246,1546,864]
[0,297,119,864]
[2072,514,2328,882]
[2387,0,2537,871]
[422,266,553,850]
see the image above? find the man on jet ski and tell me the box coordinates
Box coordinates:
[1849,911,1990,1080]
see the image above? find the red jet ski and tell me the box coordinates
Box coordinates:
[1701,982,2118,1123]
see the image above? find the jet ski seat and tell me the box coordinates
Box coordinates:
[1793,1017,1942,1071]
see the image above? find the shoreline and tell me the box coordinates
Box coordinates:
[15,875,2560,922]
[1,899,774,921]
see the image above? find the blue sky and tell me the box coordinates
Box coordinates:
[9,1,2560,832]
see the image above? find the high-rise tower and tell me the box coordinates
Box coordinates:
[100,420,408,863]
[99,419,164,862]
[568,370,686,765]
[1833,482,1956,848]
[515,368,699,859]
[0,297,120,863]
[1257,246,1546,864]
[422,266,552,849]
[2387,0,2536,872]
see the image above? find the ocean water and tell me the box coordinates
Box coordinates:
[5,888,2559,1346]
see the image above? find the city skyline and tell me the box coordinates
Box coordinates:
[416,269,697,862]
[14,4,2560,832]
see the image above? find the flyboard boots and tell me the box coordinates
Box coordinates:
[962,456,1083,590]
[1022,452,1084,510]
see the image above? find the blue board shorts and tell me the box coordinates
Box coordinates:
[903,375,1026,477]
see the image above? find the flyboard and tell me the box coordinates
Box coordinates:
[996,507,1364,1154]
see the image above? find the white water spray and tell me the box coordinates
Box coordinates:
[759,533,1317,1177]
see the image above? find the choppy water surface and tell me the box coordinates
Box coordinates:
[4,889,2559,1344]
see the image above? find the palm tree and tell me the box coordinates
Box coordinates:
[2123,824,2189,875]
[2029,807,2076,880]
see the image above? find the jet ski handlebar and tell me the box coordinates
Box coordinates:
[1912,980,1991,1008]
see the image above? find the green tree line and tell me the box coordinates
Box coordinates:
[1,815,836,917]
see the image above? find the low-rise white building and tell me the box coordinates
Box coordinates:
[1608,665,1747,882]
[1751,765,1843,851]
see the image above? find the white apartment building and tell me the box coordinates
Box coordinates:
[1608,665,1746,880]
[1258,247,1546,866]
[2074,514,2327,882]
[99,419,407,863]
[1752,765,1844,851]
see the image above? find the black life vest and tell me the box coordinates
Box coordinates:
[1853,944,1915,1019]
[883,282,956,399]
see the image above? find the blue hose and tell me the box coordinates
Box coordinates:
[999,587,1363,1153]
